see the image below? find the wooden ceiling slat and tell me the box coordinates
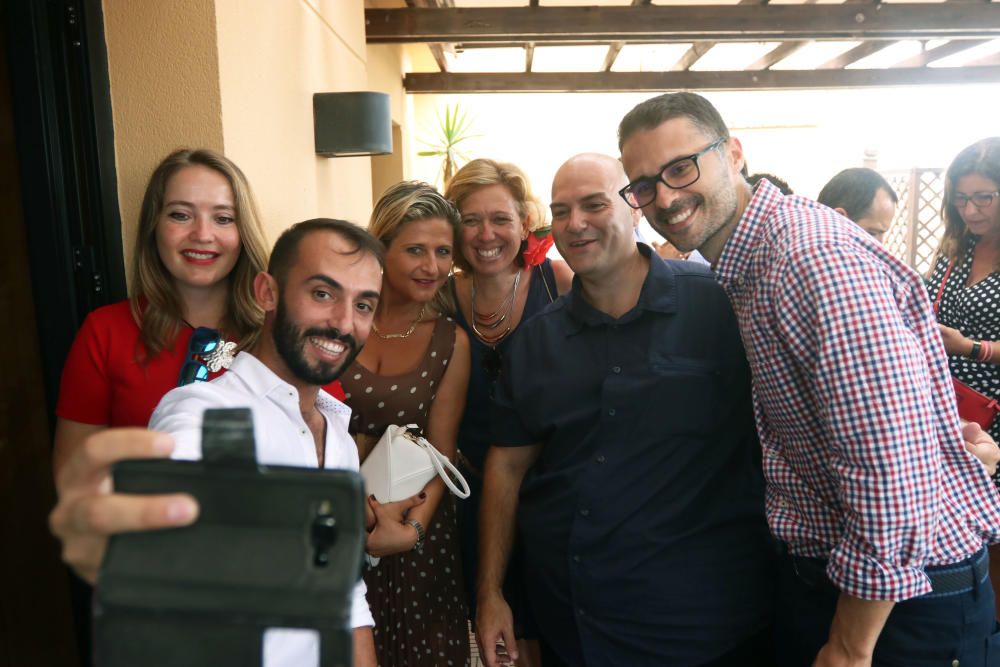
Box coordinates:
[402,66,1000,94]
[966,51,1000,67]
[671,41,715,72]
[817,40,892,69]
[746,41,808,71]
[598,0,655,72]
[403,0,452,72]
[365,5,1000,44]
[602,42,625,72]
[892,39,990,67]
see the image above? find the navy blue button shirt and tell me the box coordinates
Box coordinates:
[493,245,775,667]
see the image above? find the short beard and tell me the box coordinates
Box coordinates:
[272,299,361,386]
[651,183,739,255]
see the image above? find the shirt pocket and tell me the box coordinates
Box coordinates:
[643,355,747,435]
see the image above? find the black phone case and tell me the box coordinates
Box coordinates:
[93,408,366,667]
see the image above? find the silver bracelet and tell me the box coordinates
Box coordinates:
[405,519,425,552]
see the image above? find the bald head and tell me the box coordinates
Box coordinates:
[552,153,630,199]
[550,153,641,281]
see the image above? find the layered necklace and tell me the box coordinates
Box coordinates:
[371,303,427,340]
[472,270,521,345]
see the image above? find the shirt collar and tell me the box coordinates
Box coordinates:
[565,243,676,331]
[714,178,784,291]
[225,351,351,418]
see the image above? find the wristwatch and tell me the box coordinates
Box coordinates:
[405,519,426,552]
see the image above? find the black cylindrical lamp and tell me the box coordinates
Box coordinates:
[313,92,392,157]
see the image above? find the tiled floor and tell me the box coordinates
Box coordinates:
[469,622,484,666]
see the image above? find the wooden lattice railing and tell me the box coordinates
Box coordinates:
[883,168,945,275]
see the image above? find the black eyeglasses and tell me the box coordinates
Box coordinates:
[619,138,726,209]
[952,191,1000,210]
[177,327,221,386]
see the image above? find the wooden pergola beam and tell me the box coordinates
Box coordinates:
[742,0,868,71]
[670,0,768,71]
[404,0,454,72]
[599,0,653,72]
[365,5,1000,44]
[402,65,1000,94]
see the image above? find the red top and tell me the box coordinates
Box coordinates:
[57,300,345,428]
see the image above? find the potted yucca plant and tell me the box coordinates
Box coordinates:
[418,104,478,187]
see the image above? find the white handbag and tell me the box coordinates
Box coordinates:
[360,424,471,503]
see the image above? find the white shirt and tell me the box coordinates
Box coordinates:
[150,351,373,667]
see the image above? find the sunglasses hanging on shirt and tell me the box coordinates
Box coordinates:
[177,327,237,386]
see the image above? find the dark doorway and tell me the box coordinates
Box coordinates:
[2,1,125,665]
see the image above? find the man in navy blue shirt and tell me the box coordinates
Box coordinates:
[475,153,775,667]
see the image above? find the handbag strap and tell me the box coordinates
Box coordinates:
[933,258,957,315]
[536,262,556,304]
[411,433,471,499]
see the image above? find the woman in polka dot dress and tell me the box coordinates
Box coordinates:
[340,181,472,666]
[926,137,1000,490]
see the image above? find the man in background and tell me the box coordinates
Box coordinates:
[817,167,898,242]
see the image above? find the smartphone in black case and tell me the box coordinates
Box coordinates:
[94,408,366,667]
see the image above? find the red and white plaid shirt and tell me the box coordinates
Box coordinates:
[715,179,1000,601]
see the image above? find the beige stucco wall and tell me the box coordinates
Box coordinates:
[103,0,225,271]
[214,0,375,241]
[102,0,399,267]
[367,43,409,203]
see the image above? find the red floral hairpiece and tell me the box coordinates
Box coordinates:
[523,227,554,267]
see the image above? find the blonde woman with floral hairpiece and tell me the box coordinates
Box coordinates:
[445,158,573,667]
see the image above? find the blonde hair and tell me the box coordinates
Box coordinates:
[129,148,269,358]
[369,181,460,315]
[932,137,1000,273]
[444,158,548,273]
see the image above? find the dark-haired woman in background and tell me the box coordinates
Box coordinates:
[926,137,1000,486]
[926,137,1000,616]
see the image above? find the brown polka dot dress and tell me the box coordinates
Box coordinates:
[341,316,471,666]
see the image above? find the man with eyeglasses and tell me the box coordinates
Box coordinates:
[619,92,1000,667]
[476,153,776,667]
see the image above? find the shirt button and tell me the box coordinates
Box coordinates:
[612,365,621,374]
[579,508,590,517]
[577,607,586,617]
[608,408,616,416]
[596,455,606,464]
[572,554,581,563]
